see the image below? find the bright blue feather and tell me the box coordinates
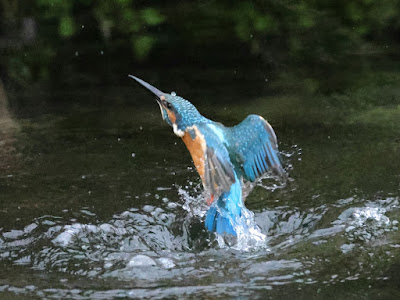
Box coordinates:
[205,173,243,236]
[227,114,285,181]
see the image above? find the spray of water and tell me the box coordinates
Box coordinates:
[177,181,269,251]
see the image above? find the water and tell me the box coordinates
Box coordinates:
[1,64,400,299]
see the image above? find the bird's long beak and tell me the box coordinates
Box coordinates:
[128,75,164,99]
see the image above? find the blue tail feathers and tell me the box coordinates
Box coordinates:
[204,177,244,236]
[205,204,238,235]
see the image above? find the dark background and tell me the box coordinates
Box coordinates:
[1,0,399,93]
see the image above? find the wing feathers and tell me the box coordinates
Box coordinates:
[190,116,284,198]
[204,142,236,197]
[229,115,285,182]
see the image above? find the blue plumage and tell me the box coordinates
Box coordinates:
[227,115,285,181]
[205,173,242,235]
[130,75,286,236]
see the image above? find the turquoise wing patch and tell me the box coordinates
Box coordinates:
[228,115,285,182]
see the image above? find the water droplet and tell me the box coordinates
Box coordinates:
[127,255,156,267]
[104,262,113,269]
[171,91,176,96]
[75,51,79,56]
[100,50,104,55]
[159,257,175,268]
[143,205,154,212]
[81,25,85,29]
[24,223,37,234]
[131,153,135,158]
[167,202,178,209]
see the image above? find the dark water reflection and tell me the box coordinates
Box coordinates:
[1,62,400,298]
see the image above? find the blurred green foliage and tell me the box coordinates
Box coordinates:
[93,2,164,59]
[0,0,399,91]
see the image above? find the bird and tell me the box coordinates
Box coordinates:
[129,75,286,236]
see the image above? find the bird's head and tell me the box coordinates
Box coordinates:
[129,75,204,137]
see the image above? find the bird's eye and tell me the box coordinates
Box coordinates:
[165,102,173,109]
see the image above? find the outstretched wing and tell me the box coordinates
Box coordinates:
[227,115,285,182]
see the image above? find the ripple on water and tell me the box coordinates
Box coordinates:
[0,189,399,298]
[333,197,399,243]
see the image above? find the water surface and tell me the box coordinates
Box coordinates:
[1,61,400,299]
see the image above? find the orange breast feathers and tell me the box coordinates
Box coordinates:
[181,126,206,182]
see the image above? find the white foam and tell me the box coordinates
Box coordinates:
[127,255,156,267]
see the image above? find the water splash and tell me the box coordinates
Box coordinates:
[335,198,399,243]
[1,194,400,299]
[178,183,207,219]
[221,208,268,251]
[178,182,269,251]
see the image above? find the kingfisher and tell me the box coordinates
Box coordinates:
[129,75,286,236]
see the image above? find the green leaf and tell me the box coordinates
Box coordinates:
[132,35,156,60]
[254,15,274,32]
[298,14,315,29]
[141,8,165,26]
[59,16,75,38]
[235,21,252,41]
